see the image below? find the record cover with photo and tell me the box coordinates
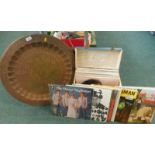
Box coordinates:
[90,88,113,122]
[128,88,155,123]
[49,84,93,120]
[114,88,139,123]
[70,83,116,122]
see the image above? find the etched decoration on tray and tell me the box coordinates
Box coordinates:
[0,34,74,105]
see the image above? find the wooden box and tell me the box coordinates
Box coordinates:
[74,48,123,86]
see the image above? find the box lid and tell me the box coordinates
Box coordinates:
[75,48,123,70]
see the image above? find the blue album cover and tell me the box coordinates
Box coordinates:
[49,85,93,120]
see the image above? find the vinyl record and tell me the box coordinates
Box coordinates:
[0,34,75,105]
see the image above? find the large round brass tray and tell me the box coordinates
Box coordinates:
[0,34,74,105]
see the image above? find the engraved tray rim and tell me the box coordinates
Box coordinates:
[0,34,75,105]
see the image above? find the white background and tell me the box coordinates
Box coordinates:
[0,0,155,30]
[0,0,155,155]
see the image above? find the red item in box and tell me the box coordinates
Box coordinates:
[62,38,84,47]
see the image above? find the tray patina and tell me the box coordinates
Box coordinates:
[0,34,74,105]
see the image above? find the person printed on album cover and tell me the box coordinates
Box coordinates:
[135,95,143,110]
[52,90,63,116]
[67,93,79,118]
[78,92,88,119]
[62,91,70,116]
